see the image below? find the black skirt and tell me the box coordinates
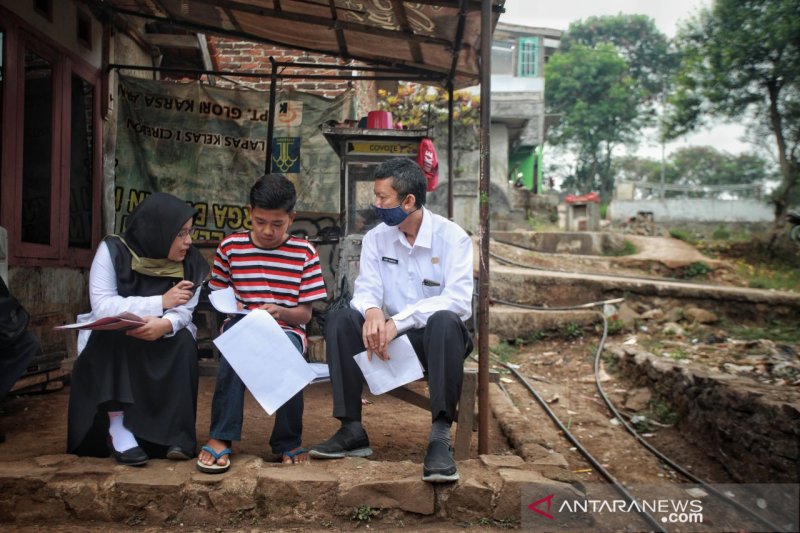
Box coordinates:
[67,328,199,457]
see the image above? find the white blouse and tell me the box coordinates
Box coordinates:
[76,241,201,353]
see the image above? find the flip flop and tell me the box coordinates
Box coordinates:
[281,447,310,465]
[196,444,232,474]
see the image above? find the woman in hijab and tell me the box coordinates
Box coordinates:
[67,192,210,466]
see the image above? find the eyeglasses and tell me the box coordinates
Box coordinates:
[175,228,194,239]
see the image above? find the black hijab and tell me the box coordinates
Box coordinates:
[106,192,210,297]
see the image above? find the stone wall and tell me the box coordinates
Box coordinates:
[606,345,799,483]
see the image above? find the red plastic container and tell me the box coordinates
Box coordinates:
[367,110,393,129]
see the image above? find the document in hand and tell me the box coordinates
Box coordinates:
[353,336,424,395]
[208,286,249,315]
[55,312,146,331]
[212,309,316,415]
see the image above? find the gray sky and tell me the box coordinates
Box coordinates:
[500,0,708,38]
[499,0,752,159]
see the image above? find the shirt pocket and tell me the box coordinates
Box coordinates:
[420,265,444,298]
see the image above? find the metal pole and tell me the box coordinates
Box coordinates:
[266,57,278,174]
[447,81,454,219]
[477,0,492,455]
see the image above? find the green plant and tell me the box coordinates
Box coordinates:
[352,505,380,523]
[667,347,690,360]
[490,341,518,362]
[649,398,679,425]
[669,228,693,242]
[724,319,800,343]
[606,318,625,335]
[496,517,520,529]
[320,519,334,528]
[711,224,731,240]
[561,321,583,340]
[528,330,548,342]
[601,351,619,373]
[603,238,637,256]
[681,261,710,278]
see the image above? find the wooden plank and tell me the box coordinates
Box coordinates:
[145,34,201,49]
[453,369,477,460]
[386,385,429,411]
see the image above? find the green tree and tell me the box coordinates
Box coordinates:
[666,0,800,234]
[614,147,778,199]
[546,43,642,196]
[562,14,678,101]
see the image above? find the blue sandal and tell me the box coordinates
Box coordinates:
[281,447,310,464]
[196,444,232,474]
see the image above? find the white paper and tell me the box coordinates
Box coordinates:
[309,363,330,382]
[208,287,249,314]
[212,309,315,415]
[353,336,424,395]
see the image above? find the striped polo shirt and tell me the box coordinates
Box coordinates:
[209,231,327,348]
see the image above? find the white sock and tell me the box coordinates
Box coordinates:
[108,411,139,452]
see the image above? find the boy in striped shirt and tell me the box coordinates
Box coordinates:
[197,174,327,473]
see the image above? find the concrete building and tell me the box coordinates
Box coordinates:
[437,23,562,233]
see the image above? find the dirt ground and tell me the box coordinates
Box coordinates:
[0,373,511,464]
[500,337,737,487]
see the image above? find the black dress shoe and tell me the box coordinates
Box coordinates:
[166,445,193,460]
[422,441,459,483]
[110,445,149,466]
[309,425,372,459]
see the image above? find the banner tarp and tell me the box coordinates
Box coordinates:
[115,76,352,240]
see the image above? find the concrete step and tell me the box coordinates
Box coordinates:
[0,449,575,527]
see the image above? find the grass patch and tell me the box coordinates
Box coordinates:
[561,321,583,340]
[711,224,731,240]
[352,505,380,523]
[723,319,800,343]
[606,318,626,335]
[669,228,695,243]
[736,261,800,292]
[603,239,638,257]
[679,261,710,279]
[490,341,518,362]
[649,398,679,425]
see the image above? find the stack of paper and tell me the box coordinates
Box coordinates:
[213,309,315,415]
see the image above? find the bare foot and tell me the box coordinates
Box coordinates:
[198,438,231,468]
[281,447,310,465]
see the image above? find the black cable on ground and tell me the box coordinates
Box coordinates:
[504,363,667,533]
[493,297,787,531]
[591,312,788,533]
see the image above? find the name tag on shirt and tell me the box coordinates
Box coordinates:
[382,256,398,264]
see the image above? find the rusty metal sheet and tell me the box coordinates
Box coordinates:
[85,0,504,87]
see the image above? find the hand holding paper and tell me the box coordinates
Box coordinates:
[354,336,424,395]
[208,286,248,315]
[212,309,315,415]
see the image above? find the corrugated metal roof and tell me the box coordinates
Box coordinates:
[87,0,505,87]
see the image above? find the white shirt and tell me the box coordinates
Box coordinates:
[76,240,201,353]
[350,207,473,334]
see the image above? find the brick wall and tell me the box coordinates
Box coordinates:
[207,37,377,115]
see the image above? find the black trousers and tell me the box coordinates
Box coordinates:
[0,331,38,401]
[325,308,473,424]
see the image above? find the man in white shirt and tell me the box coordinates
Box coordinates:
[309,158,474,483]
